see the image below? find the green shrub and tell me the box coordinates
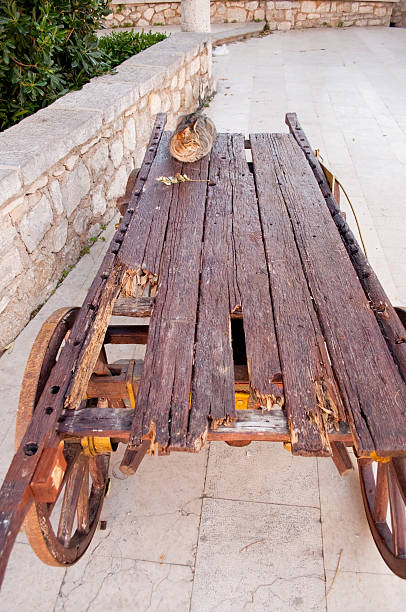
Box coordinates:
[0,1,166,131]
[98,29,167,69]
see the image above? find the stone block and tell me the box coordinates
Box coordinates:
[183,82,193,109]
[355,18,368,24]
[368,18,383,24]
[64,154,79,171]
[359,5,372,12]
[85,143,109,178]
[143,7,155,20]
[110,138,124,169]
[107,166,128,200]
[318,1,331,11]
[178,67,186,89]
[0,295,10,315]
[172,90,181,112]
[227,7,247,20]
[278,20,292,29]
[91,185,107,216]
[124,118,137,150]
[73,208,91,235]
[0,247,23,292]
[48,180,64,215]
[254,8,265,19]
[25,175,48,195]
[0,167,22,208]
[52,219,68,252]
[246,1,259,9]
[374,7,387,16]
[19,194,53,253]
[190,56,200,75]
[149,92,161,115]
[275,1,292,8]
[61,162,91,217]
[52,78,140,125]
[300,0,316,10]
[171,74,178,90]
[0,108,101,187]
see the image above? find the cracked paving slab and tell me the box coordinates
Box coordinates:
[191,497,326,611]
[54,555,193,612]
[81,444,208,567]
[205,441,320,508]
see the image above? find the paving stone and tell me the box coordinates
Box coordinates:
[55,556,193,612]
[206,441,319,507]
[325,569,406,611]
[191,498,325,611]
[85,445,207,566]
[0,543,64,612]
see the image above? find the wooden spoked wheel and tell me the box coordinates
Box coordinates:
[358,457,406,578]
[15,307,110,567]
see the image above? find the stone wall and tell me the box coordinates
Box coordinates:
[265,0,393,29]
[106,1,181,26]
[106,0,395,27]
[0,34,213,348]
[391,0,406,24]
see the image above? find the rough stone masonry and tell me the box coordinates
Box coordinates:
[106,0,396,28]
[0,34,213,348]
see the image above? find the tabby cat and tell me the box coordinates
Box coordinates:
[169,112,217,163]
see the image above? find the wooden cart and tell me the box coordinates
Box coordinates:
[1,113,406,585]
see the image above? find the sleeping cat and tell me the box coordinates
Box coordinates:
[169,112,217,163]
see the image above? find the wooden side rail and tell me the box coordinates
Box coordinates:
[285,112,406,381]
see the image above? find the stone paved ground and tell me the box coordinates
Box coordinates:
[1,26,406,611]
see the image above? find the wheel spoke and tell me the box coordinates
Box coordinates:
[77,464,90,534]
[57,454,87,547]
[391,458,406,506]
[89,455,107,489]
[388,467,406,557]
[374,462,389,523]
[48,446,81,516]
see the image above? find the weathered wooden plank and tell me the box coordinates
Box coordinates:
[286,113,406,382]
[127,153,209,451]
[58,407,352,443]
[265,132,406,456]
[0,114,167,588]
[229,134,283,410]
[208,409,351,443]
[250,133,345,456]
[187,136,241,450]
[112,296,155,317]
[118,131,183,292]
